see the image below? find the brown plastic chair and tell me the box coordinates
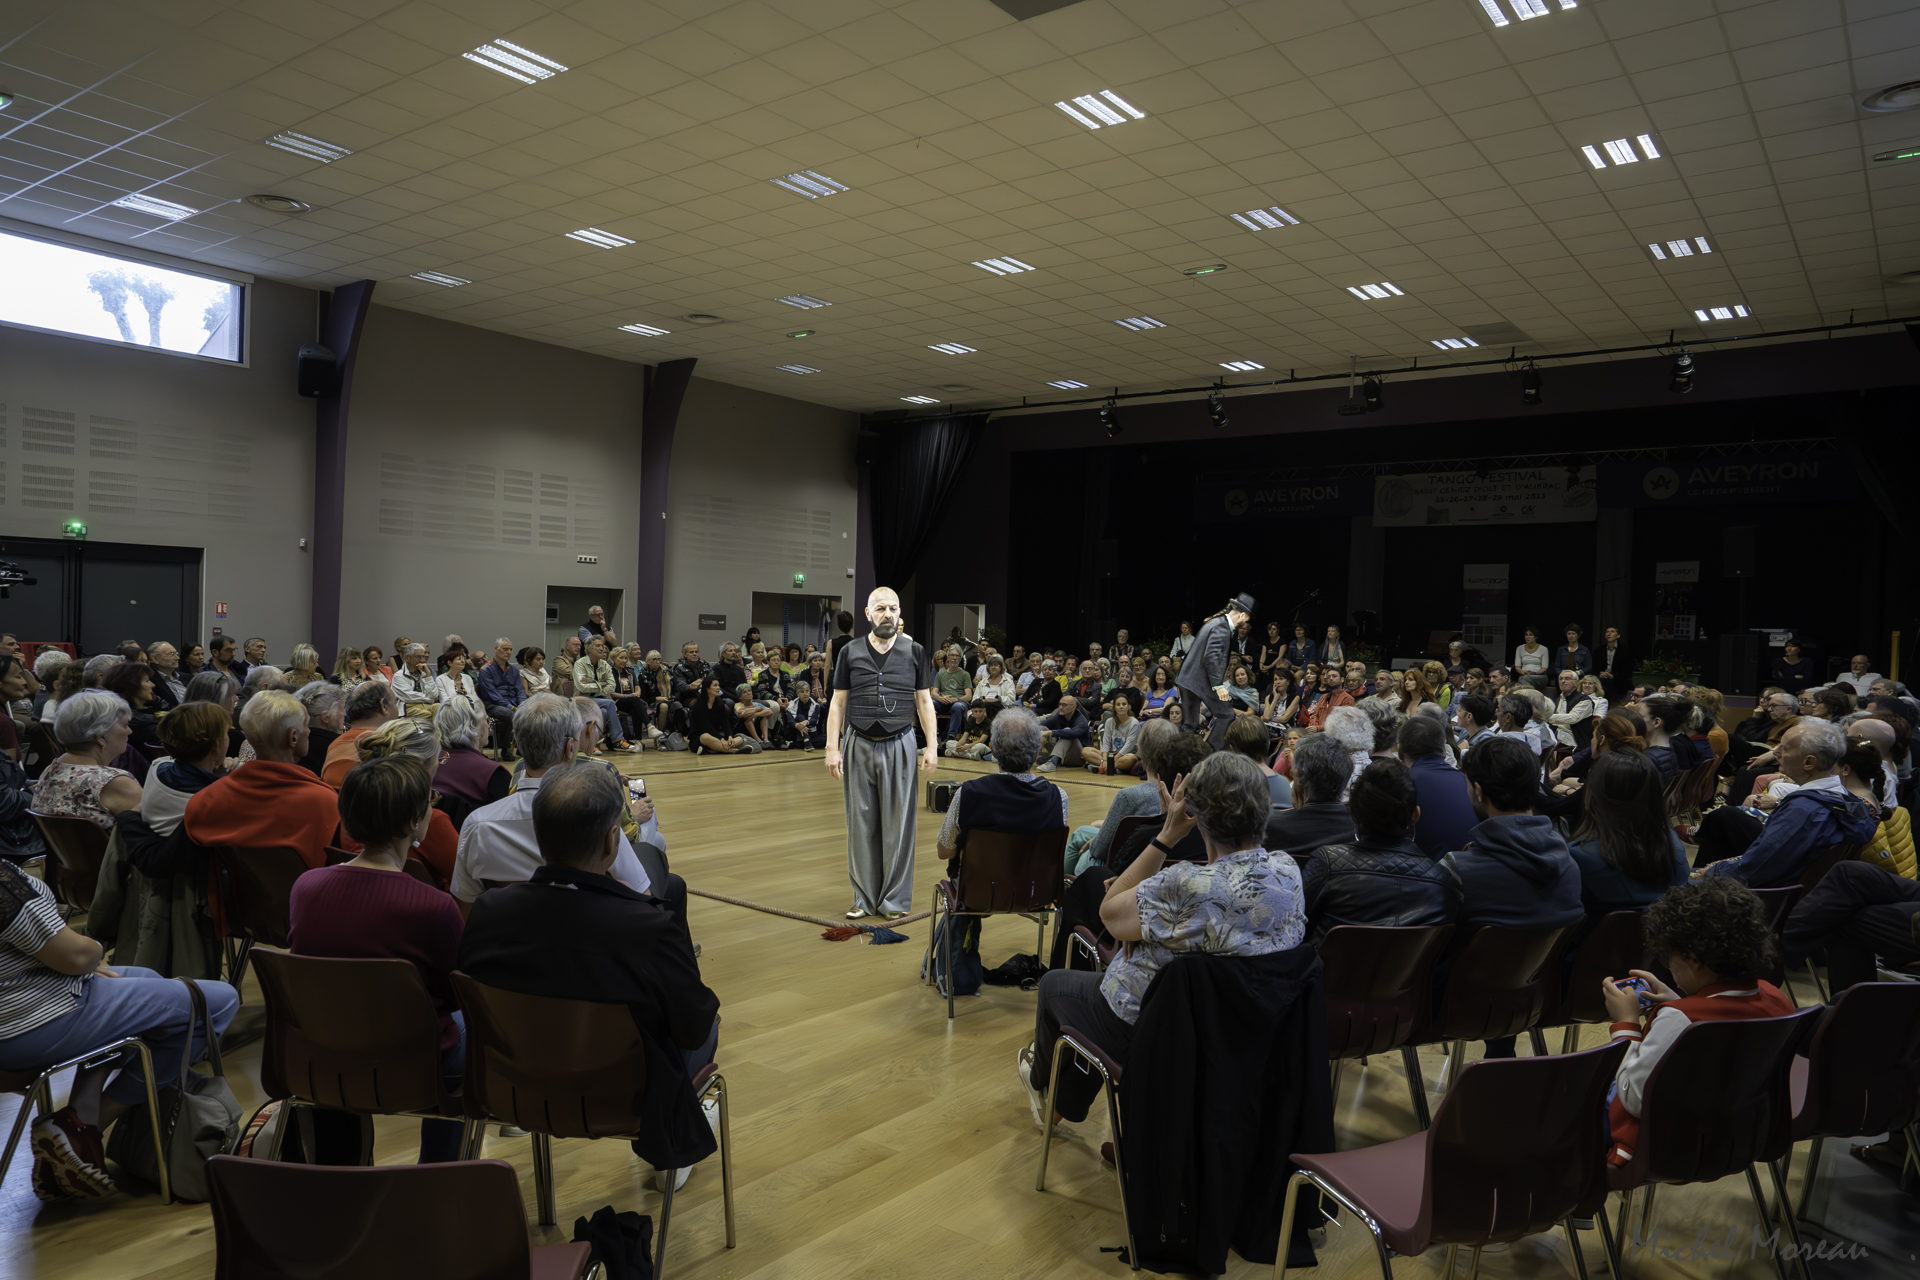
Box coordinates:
[1,1037,170,1203]
[1273,1039,1631,1280]
[924,826,1068,1019]
[207,1155,594,1279]
[1537,912,1650,1053]
[1779,982,1920,1230]
[1605,1008,1825,1280]
[1035,1024,1137,1268]
[1103,813,1156,866]
[1418,925,1572,1086]
[1320,924,1454,1129]
[22,720,58,779]
[251,950,476,1158]
[216,845,313,993]
[28,809,110,911]
[450,973,734,1280]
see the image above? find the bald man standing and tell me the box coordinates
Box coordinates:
[824,588,938,919]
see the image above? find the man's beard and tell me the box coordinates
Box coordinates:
[873,619,898,638]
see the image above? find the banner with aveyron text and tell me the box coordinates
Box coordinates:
[1191,473,1368,524]
[1372,466,1598,526]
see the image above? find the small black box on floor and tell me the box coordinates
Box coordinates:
[927,780,958,812]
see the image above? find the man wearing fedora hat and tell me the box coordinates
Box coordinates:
[1174,592,1256,749]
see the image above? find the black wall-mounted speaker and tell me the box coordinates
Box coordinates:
[297,343,338,398]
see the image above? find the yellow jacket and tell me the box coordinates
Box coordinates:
[1860,805,1915,879]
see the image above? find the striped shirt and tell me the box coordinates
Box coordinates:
[0,861,85,1039]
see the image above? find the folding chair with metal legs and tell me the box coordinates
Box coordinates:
[0,1037,171,1203]
[1034,1030,1136,1271]
[654,1071,735,1280]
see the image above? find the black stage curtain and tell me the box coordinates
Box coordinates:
[870,413,985,588]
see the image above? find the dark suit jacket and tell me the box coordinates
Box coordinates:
[1265,802,1357,861]
[1175,615,1234,699]
[1553,644,1593,675]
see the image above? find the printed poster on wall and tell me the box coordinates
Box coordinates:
[1599,449,1857,507]
[1191,472,1368,523]
[1373,466,1598,526]
[1653,561,1700,643]
[1462,564,1510,662]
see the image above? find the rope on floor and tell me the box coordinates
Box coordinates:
[686,886,930,942]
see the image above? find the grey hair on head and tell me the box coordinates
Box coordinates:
[512,693,583,770]
[244,665,285,692]
[1324,705,1374,755]
[54,689,129,750]
[83,653,119,682]
[435,698,483,748]
[1359,699,1403,751]
[989,707,1043,772]
[345,678,393,722]
[1180,751,1271,847]
[1291,732,1351,806]
[184,671,235,705]
[1795,718,1847,770]
[296,680,346,721]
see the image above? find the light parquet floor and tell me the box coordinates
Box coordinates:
[3,749,1910,1279]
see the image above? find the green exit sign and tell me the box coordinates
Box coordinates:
[63,520,88,540]
[793,573,805,587]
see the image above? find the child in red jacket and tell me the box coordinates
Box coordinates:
[1601,878,1794,1166]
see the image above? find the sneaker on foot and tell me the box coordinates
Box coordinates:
[1016,1044,1048,1130]
[1036,761,1056,773]
[651,1164,692,1193]
[497,1123,530,1138]
[615,741,641,753]
[645,724,664,739]
[30,1108,113,1199]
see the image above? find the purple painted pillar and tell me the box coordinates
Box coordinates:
[854,458,876,634]
[636,358,697,651]
[310,280,374,660]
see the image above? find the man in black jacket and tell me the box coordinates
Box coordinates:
[459,762,719,1183]
[1265,733,1356,860]
[1174,592,1254,748]
[1300,759,1460,946]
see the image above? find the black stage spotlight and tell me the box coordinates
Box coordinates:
[1336,390,1366,416]
[1207,390,1228,428]
[1669,349,1694,394]
[1361,376,1384,411]
[1521,361,1543,405]
[1099,400,1121,437]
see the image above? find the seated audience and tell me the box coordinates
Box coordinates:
[184,690,342,869]
[1546,669,1600,748]
[473,638,525,755]
[1397,715,1476,859]
[1601,878,1792,1166]
[573,637,638,753]
[973,658,1017,718]
[1085,691,1143,776]
[1784,855,1920,991]
[330,646,368,689]
[1224,715,1291,809]
[390,643,444,718]
[39,692,143,829]
[1640,695,1703,782]
[1305,666,1353,729]
[1323,705,1375,800]
[935,710,1068,862]
[324,679,397,788]
[933,651,973,738]
[283,644,324,690]
[289,754,466,1163]
[519,647,551,697]
[1565,750,1689,913]
[1267,732,1359,860]
[433,700,510,829]
[786,681,825,751]
[138,701,231,837]
[1036,696,1091,773]
[1067,719,1179,877]
[460,761,718,1188]
[98,662,162,757]
[1300,759,1461,946]
[295,681,346,777]
[1454,693,1496,756]
[947,704,994,761]
[690,678,752,755]
[1695,721,1879,885]
[1017,752,1306,1128]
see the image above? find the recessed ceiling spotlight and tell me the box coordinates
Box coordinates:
[1048,380,1088,389]
[1055,90,1146,130]
[771,171,847,199]
[1229,207,1298,230]
[1183,264,1229,277]
[1220,360,1264,372]
[567,227,632,248]
[1861,81,1920,113]
[1583,135,1661,168]
[1873,145,1920,164]
[681,313,723,326]
[411,271,469,287]
[973,257,1035,275]
[1648,237,1712,260]
[1115,316,1165,331]
[617,322,670,336]
[1346,282,1404,300]
[928,343,975,355]
[778,295,830,309]
[1429,337,1481,350]
[110,193,196,220]
[1692,305,1751,321]
[902,395,940,405]
[463,39,567,84]
[786,329,815,339]
[266,131,350,163]
[245,193,311,213]
[776,364,819,375]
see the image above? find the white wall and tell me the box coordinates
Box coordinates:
[662,377,860,653]
[0,276,320,645]
[340,305,646,660]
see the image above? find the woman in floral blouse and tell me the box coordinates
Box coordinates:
[1016,750,1305,1125]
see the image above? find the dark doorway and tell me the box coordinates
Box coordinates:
[0,537,202,653]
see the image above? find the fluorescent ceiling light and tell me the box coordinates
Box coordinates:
[776,364,819,375]
[567,227,632,248]
[463,40,567,84]
[1477,0,1510,24]
[1230,207,1299,230]
[1589,135,1660,168]
[1429,337,1481,350]
[1512,0,1549,17]
[1636,134,1661,159]
[1602,139,1639,165]
[1347,282,1403,300]
[110,193,196,219]
[617,322,670,336]
[411,271,469,287]
[1581,145,1607,169]
[1048,380,1088,389]
[928,343,975,355]
[1220,361,1264,372]
[973,257,1035,275]
[771,171,847,199]
[266,130,350,163]
[778,295,830,308]
[1055,90,1146,130]
[902,396,940,404]
[1694,305,1750,321]
[1115,316,1165,331]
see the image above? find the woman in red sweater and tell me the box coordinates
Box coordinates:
[289,755,465,1162]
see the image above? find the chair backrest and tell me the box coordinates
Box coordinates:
[28,810,110,910]
[1794,982,1920,1140]
[1422,1040,1631,1245]
[953,827,1068,913]
[208,1155,533,1280]
[252,951,450,1116]
[1428,925,1571,1042]
[1106,813,1156,865]
[1797,841,1863,894]
[450,972,650,1139]
[22,721,58,779]
[219,846,313,948]
[1542,912,1650,1027]
[1636,1008,1825,1180]
[1320,924,1455,1058]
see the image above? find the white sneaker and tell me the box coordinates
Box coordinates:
[651,1164,692,1193]
[1017,1044,1066,1133]
[497,1123,529,1138]
[1036,761,1056,773]
[646,724,664,739]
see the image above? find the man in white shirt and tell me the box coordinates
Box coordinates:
[1546,669,1597,748]
[389,643,444,715]
[1837,655,1882,699]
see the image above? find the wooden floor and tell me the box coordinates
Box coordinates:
[0,748,1890,1279]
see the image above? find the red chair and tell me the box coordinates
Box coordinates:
[1320,925,1454,1129]
[215,845,313,993]
[1273,1040,1630,1280]
[1537,912,1650,1054]
[206,1155,593,1279]
[1416,925,1572,1087]
[28,810,110,911]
